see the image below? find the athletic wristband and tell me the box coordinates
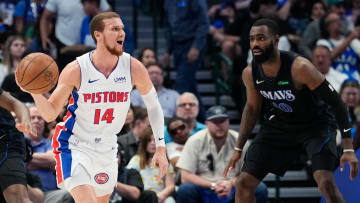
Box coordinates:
[210,182,216,191]
[234,147,243,152]
[343,149,355,153]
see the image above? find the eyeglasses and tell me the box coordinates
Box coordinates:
[178,102,197,108]
[206,154,215,172]
[169,124,186,135]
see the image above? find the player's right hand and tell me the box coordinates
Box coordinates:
[223,151,242,177]
[16,121,37,138]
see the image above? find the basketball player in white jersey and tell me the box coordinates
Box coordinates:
[21,12,168,203]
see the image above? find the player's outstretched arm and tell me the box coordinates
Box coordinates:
[130,57,168,179]
[30,61,80,122]
[0,89,36,136]
[292,57,358,180]
[223,65,262,177]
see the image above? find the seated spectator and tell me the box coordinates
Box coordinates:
[316,12,360,81]
[131,63,179,119]
[312,45,348,92]
[118,105,135,136]
[26,104,74,203]
[127,127,175,203]
[176,106,268,203]
[137,47,157,66]
[118,107,149,167]
[164,92,206,143]
[166,117,190,171]
[110,148,158,203]
[0,35,25,85]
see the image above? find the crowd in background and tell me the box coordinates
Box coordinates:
[1,0,360,202]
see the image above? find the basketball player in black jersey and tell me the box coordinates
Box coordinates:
[0,88,36,203]
[223,18,359,203]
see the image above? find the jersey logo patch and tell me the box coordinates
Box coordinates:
[114,76,126,83]
[88,79,100,83]
[94,173,109,184]
[278,81,289,85]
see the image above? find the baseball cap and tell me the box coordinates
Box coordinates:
[206,106,229,121]
[328,0,344,7]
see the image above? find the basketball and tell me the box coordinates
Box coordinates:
[15,53,59,94]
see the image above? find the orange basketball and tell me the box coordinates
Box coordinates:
[15,53,59,94]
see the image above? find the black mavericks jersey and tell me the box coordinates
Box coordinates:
[252,51,336,131]
[0,89,25,155]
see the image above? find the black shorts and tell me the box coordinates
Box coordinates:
[0,151,27,192]
[242,124,338,181]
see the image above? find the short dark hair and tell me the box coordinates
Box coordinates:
[81,0,100,7]
[90,12,120,44]
[146,62,163,71]
[252,18,280,36]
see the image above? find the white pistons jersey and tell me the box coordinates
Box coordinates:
[61,51,132,145]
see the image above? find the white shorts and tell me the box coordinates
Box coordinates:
[53,127,118,197]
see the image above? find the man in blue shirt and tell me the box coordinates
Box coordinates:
[164,92,206,143]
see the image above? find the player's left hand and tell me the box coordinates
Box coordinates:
[340,150,359,180]
[187,48,199,62]
[151,146,169,181]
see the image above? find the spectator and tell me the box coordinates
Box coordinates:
[340,81,360,126]
[131,63,179,119]
[0,35,25,85]
[118,105,135,136]
[166,117,190,171]
[110,148,158,203]
[312,45,348,92]
[118,107,149,167]
[127,127,175,203]
[26,104,74,203]
[164,92,206,143]
[299,0,353,59]
[163,0,209,121]
[0,1,17,29]
[345,0,360,26]
[316,12,360,81]
[39,0,111,70]
[13,0,46,41]
[209,1,241,61]
[137,47,157,66]
[176,106,268,203]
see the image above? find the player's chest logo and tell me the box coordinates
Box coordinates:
[259,90,295,101]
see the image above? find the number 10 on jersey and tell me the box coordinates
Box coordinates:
[94,108,115,124]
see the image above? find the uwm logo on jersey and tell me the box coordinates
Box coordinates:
[83,91,129,103]
[259,90,295,101]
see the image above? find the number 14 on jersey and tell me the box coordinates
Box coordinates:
[94,108,115,124]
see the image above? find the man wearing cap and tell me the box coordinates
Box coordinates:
[176,106,268,203]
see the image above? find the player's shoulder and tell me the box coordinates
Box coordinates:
[58,60,81,87]
[291,55,314,73]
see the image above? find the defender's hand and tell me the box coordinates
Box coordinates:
[223,151,241,177]
[152,146,169,181]
[16,121,37,138]
[340,151,359,180]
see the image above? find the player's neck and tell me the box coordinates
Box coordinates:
[92,49,118,74]
[261,50,281,77]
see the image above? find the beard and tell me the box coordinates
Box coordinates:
[252,43,275,64]
[104,38,123,56]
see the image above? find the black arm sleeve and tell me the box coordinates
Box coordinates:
[313,80,351,138]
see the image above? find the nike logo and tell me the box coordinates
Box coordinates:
[344,128,351,133]
[158,137,164,141]
[256,80,265,84]
[88,79,100,83]
[0,135,5,140]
